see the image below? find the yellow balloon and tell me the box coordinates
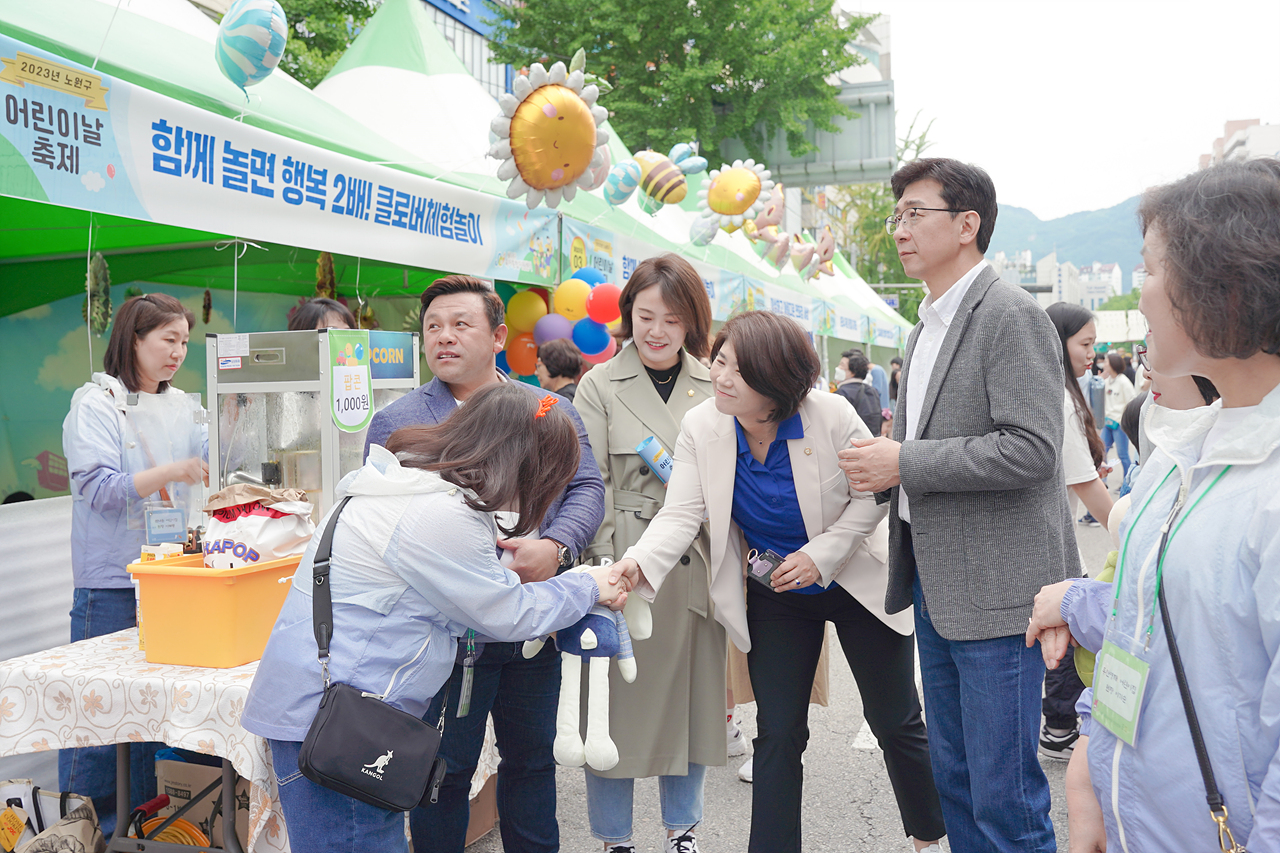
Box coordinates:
[554,277,592,322]
[506,290,548,333]
[707,166,763,217]
[510,85,597,191]
[607,317,622,330]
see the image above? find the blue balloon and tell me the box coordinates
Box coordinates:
[571,267,608,287]
[572,318,611,356]
[215,0,288,91]
[353,343,364,361]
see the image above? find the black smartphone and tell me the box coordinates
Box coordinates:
[746,548,786,588]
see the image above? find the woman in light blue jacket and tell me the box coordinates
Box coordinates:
[1027,158,1280,853]
[60,293,207,835]
[242,383,625,853]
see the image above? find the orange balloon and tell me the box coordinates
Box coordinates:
[506,332,539,375]
[509,85,597,191]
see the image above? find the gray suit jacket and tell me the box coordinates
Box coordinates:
[884,265,1079,641]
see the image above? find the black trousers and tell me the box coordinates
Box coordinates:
[745,580,946,853]
[1042,655,1086,730]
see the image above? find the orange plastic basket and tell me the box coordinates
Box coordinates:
[127,553,301,668]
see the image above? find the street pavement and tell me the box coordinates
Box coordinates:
[467,506,1119,852]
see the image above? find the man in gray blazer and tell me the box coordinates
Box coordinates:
[839,159,1076,853]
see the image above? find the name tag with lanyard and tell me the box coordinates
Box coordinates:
[1094,465,1231,746]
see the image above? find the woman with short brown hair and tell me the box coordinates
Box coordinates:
[610,310,945,853]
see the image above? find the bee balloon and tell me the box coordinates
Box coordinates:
[603,143,708,213]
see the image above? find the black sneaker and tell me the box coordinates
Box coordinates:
[1039,725,1079,760]
[1078,513,1101,528]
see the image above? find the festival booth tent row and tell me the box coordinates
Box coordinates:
[0,0,914,500]
[0,0,545,822]
[311,0,915,355]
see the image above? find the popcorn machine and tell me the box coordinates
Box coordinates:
[206,329,420,518]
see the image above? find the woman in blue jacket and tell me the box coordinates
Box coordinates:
[60,293,207,835]
[242,384,626,853]
[1027,159,1280,853]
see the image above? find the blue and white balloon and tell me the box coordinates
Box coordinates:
[602,160,641,207]
[215,0,288,91]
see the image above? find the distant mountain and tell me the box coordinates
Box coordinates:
[987,196,1144,291]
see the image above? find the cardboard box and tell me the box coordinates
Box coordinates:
[464,774,497,846]
[155,759,249,848]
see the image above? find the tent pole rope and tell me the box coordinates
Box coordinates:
[85,212,94,373]
[355,258,363,329]
[91,0,126,71]
[215,239,266,332]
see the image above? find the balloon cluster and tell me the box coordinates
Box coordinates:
[501,269,622,377]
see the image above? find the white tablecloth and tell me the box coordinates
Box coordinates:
[0,630,501,851]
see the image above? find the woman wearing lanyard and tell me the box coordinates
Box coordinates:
[609,310,945,853]
[573,253,716,853]
[60,293,208,835]
[1026,158,1280,852]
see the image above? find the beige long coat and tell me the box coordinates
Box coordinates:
[574,343,726,778]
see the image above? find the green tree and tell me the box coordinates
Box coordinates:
[274,0,382,89]
[1098,289,1141,311]
[484,0,873,160]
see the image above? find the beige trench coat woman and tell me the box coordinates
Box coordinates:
[574,342,724,778]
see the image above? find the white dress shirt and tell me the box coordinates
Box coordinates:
[899,260,989,524]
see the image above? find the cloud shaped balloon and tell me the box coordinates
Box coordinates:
[215,0,288,91]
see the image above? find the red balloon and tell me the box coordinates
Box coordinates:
[585,283,622,324]
[506,332,539,375]
[582,336,618,365]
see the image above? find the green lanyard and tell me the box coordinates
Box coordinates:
[1110,464,1233,648]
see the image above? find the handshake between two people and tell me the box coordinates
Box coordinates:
[584,562,636,612]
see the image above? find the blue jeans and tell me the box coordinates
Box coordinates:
[583,764,707,843]
[268,739,407,853]
[59,587,160,838]
[409,639,560,853]
[1101,422,1131,476]
[913,576,1055,853]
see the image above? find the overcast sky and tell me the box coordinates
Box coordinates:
[849,0,1280,220]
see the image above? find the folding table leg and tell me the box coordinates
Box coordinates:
[114,743,131,841]
[220,758,245,853]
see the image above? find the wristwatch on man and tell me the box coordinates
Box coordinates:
[544,537,574,569]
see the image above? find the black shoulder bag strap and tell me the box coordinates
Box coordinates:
[312,496,352,686]
[1158,555,1244,852]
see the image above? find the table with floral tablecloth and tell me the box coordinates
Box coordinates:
[0,629,288,852]
[0,629,502,852]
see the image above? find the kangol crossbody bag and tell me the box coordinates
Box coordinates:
[296,496,449,812]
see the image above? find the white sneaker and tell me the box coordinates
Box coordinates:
[666,827,699,853]
[737,755,753,782]
[913,844,943,853]
[727,716,749,757]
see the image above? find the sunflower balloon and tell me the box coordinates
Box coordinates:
[693,159,775,237]
[489,50,610,210]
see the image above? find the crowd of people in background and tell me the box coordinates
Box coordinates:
[59,154,1280,853]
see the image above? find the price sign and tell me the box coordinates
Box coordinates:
[328,330,373,433]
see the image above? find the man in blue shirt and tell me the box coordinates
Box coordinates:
[364,275,604,853]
